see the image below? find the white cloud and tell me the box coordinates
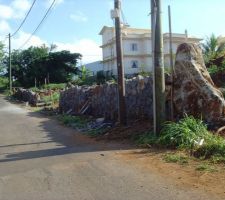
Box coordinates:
[11,0,31,18]
[0,0,32,20]
[10,32,102,64]
[12,0,31,12]
[55,39,102,64]
[0,20,11,34]
[0,5,13,19]
[11,31,47,49]
[70,11,88,23]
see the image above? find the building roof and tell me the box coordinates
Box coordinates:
[99,26,202,41]
[99,26,151,35]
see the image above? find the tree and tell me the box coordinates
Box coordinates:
[202,34,225,66]
[10,46,81,88]
[0,42,5,74]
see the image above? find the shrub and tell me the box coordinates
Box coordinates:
[58,114,88,129]
[159,116,209,149]
[134,132,158,146]
[194,134,225,159]
[0,76,8,92]
[131,115,225,162]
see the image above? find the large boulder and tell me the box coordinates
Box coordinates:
[173,43,225,123]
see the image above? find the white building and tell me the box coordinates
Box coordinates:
[99,26,202,76]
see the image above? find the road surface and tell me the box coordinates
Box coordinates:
[0,95,220,200]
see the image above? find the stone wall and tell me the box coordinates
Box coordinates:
[13,88,39,106]
[59,76,154,120]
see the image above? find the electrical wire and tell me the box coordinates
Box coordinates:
[18,0,56,50]
[11,0,37,37]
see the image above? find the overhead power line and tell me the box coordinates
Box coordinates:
[11,0,37,37]
[18,0,56,50]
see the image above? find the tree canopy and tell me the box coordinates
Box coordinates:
[0,42,5,74]
[8,45,81,88]
[202,34,225,66]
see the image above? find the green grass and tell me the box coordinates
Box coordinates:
[41,92,60,104]
[58,114,89,129]
[87,127,109,137]
[0,76,9,92]
[43,83,66,90]
[135,115,225,163]
[195,163,218,172]
[134,132,158,147]
[159,116,209,149]
[30,83,66,92]
[163,153,189,165]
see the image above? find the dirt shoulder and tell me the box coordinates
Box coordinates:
[115,149,225,199]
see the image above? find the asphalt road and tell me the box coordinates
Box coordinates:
[0,95,220,200]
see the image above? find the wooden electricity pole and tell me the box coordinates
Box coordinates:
[8,33,12,93]
[151,0,166,134]
[168,5,174,121]
[114,0,127,125]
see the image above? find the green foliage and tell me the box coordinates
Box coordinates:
[163,153,189,165]
[58,114,89,129]
[7,46,81,88]
[0,42,5,74]
[0,76,8,91]
[41,92,60,104]
[135,115,225,162]
[207,65,219,74]
[194,134,225,160]
[159,116,208,149]
[80,65,92,81]
[43,83,66,90]
[195,164,217,172]
[202,34,225,65]
[134,132,158,146]
[87,127,109,137]
[138,64,152,77]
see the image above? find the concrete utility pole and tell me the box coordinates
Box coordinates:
[8,33,12,93]
[168,5,174,121]
[151,0,166,134]
[114,0,127,125]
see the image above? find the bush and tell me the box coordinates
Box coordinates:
[194,134,225,160]
[43,83,66,90]
[135,115,225,162]
[58,114,89,129]
[42,92,60,104]
[159,116,209,149]
[0,76,8,92]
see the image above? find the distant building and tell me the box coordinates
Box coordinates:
[99,26,202,75]
[84,61,103,76]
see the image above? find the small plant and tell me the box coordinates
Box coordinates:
[159,116,209,149]
[87,127,109,137]
[134,132,158,147]
[0,76,8,92]
[43,83,66,90]
[163,153,189,165]
[207,65,219,75]
[138,64,151,77]
[195,164,218,172]
[194,134,225,159]
[58,114,89,129]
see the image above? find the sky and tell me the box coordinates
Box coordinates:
[0,0,225,64]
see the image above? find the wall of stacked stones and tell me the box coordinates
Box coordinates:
[59,76,154,121]
[13,88,39,106]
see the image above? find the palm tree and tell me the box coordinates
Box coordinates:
[202,34,225,66]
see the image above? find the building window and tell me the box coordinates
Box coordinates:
[131,43,138,51]
[131,60,138,68]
